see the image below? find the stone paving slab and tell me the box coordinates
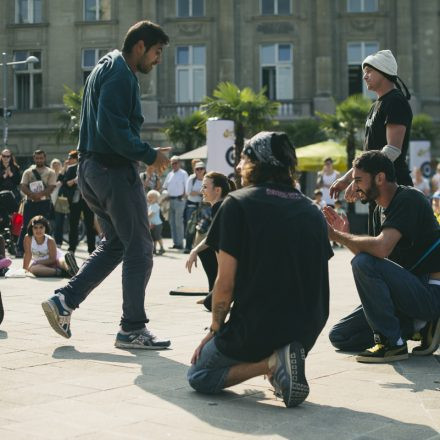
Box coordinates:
[0,241,439,439]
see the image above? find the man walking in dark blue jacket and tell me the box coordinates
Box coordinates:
[42,20,171,349]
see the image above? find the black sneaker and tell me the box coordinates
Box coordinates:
[356,342,408,363]
[115,328,171,350]
[64,252,79,277]
[412,319,440,356]
[271,341,309,408]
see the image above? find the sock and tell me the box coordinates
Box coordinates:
[414,319,427,332]
[268,353,277,371]
[56,293,73,313]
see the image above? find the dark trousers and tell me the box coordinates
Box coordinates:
[54,212,65,246]
[184,202,199,250]
[198,247,218,311]
[68,198,96,254]
[17,199,52,252]
[56,158,153,332]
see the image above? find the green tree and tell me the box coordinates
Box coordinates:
[279,118,328,148]
[410,113,438,145]
[317,94,371,169]
[163,110,206,153]
[57,85,83,144]
[201,82,279,182]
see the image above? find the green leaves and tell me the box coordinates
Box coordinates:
[56,85,83,144]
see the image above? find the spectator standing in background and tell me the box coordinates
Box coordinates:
[412,166,431,197]
[0,149,22,204]
[316,157,340,207]
[430,164,440,193]
[163,156,188,249]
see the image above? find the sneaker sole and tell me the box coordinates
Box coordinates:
[65,253,79,277]
[412,320,440,356]
[355,352,408,363]
[283,342,310,408]
[114,340,170,350]
[41,300,71,339]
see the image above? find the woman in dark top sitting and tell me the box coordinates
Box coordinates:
[0,149,21,203]
[185,171,235,310]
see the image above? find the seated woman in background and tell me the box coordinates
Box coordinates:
[185,171,236,311]
[23,216,79,278]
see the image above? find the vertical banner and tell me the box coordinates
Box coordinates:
[206,118,235,178]
[409,140,431,177]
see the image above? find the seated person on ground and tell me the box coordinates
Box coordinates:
[325,151,440,363]
[187,131,332,408]
[185,171,236,311]
[0,236,12,274]
[23,216,79,278]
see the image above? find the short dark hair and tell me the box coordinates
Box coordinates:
[242,132,297,187]
[205,172,236,198]
[27,215,50,236]
[353,151,396,182]
[33,149,46,156]
[122,20,169,54]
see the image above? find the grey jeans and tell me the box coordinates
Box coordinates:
[55,158,153,332]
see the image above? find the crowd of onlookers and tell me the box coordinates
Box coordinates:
[1,146,440,279]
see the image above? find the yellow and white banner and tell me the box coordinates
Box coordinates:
[206,118,235,179]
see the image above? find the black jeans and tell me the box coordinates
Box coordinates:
[17,199,52,252]
[56,158,153,332]
[68,198,96,254]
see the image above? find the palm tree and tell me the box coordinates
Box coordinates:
[201,82,279,181]
[163,110,206,153]
[56,85,83,144]
[317,94,371,170]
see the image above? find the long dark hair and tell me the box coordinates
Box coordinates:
[27,215,50,236]
[204,172,236,198]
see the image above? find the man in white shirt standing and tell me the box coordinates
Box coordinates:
[163,156,188,249]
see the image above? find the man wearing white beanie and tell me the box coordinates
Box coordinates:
[328,49,415,353]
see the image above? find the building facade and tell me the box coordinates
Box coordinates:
[1,0,439,161]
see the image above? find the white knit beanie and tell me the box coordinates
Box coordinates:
[362,50,398,76]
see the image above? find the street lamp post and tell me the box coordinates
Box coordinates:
[1,52,39,147]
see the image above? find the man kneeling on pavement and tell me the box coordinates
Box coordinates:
[187,131,332,407]
[325,151,440,363]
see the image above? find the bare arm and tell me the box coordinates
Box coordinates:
[386,124,407,149]
[22,236,32,270]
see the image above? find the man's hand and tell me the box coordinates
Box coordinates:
[185,250,198,273]
[152,148,171,175]
[343,181,360,203]
[329,176,351,199]
[191,331,213,365]
[323,206,350,239]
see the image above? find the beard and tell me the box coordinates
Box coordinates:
[358,179,379,204]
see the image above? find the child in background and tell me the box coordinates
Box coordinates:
[23,215,79,277]
[147,190,165,255]
[334,199,347,217]
[313,189,327,210]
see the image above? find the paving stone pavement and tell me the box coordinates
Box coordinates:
[0,241,439,439]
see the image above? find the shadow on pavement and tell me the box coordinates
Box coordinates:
[0,330,7,339]
[52,346,439,439]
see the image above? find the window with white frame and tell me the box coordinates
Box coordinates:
[176,46,206,103]
[261,0,291,15]
[15,0,42,24]
[260,44,293,100]
[84,0,111,21]
[82,48,108,83]
[347,42,379,97]
[177,0,204,17]
[13,50,42,110]
[347,0,378,13]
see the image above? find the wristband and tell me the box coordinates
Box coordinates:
[381,144,401,162]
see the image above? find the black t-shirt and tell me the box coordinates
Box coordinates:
[206,183,332,362]
[364,88,413,185]
[373,186,440,275]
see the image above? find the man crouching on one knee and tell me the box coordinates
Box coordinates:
[187,131,332,407]
[324,151,440,363]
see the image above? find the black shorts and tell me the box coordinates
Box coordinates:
[150,224,163,241]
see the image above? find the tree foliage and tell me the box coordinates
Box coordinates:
[279,118,328,148]
[56,85,83,144]
[317,94,371,169]
[201,82,279,183]
[163,110,206,153]
[410,113,438,144]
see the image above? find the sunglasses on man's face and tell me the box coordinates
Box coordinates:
[195,168,205,171]
[2,155,11,158]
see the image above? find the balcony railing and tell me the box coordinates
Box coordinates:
[158,99,313,121]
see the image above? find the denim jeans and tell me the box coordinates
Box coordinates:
[187,338,241,394]
[330,253,440,348]
[169,198,185,247]
[184,202,199,250]
[56,158,153,332]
